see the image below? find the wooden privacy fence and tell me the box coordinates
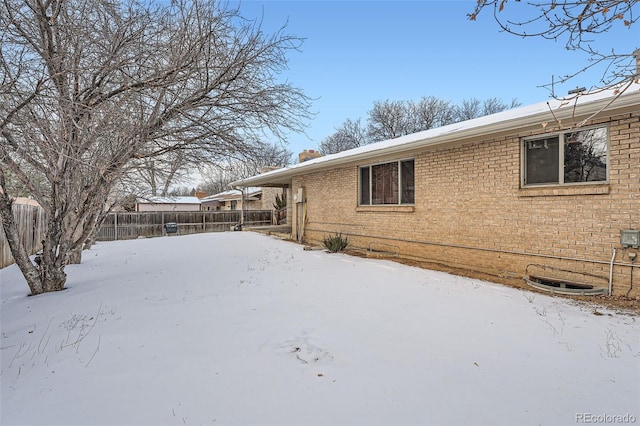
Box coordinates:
[0,204,46,269]
[95,210,273,241]
[1,208,272,268]
[275,207,287,225]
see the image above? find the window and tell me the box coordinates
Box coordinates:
[522,126,608,186]
[359,159,414,205]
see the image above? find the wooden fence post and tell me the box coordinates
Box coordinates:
[92,209,273,242]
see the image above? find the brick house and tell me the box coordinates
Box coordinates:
[232,85,640,297]
[135,196,201,212]
[200,187,284,212]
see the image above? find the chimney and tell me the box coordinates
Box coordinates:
[635,49,640,76]
[298,149,323,163]
[260,166,279,174]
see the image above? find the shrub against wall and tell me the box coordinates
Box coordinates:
[323,233,349,252]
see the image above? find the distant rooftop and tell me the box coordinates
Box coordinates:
[137,196,202,204]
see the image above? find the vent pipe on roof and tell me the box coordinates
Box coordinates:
[568,87,586,95]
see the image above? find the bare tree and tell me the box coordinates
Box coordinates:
[455,97,521,121]
[0,0,311,295]
[368,97,518,142]
[318,118,367,155]
[469,1,639,94]
[455,98,482,122]
[482,97,521,115]
[198,167,234,195]
[319,95,519,154]
[198,141,292,193]
[228,141,293,180]
[367,100,411,142]
[133,151,192,197]
[407,96,457,131]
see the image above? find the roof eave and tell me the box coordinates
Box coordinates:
[232,92,639,188]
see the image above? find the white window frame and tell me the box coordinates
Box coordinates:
[358,158,415,206]
[521,125,609,187]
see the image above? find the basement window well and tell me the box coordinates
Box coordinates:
[525,276,607,296]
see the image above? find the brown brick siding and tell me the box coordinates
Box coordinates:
[293,112,640,297]
[260,187,284,211]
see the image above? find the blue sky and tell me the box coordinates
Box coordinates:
[232,0,638,157]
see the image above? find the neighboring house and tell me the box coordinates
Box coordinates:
[135,196,202,212]
[13,197,41,207]
[232,85,640,298]
[200,187,283,212]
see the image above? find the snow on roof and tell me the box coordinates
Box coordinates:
[232,82,640,187]
[13,197,41,207]
[200,187,262,202]
[137,196,201,204]
[200,189,240,201]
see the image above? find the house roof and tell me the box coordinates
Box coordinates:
[137,196,202,205]
[231,83,640,188]
[13,197,41,207]
[200,187,262,202]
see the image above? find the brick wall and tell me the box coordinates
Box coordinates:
[292,111,640,297]
[260,187,284,211]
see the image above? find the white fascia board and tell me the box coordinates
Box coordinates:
[232,87,640,188]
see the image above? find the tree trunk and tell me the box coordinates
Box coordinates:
[84,237,95,250]
[0,195,43,295]
[39,261,67,293]
[35,217,68,294]
[67,247,82,264]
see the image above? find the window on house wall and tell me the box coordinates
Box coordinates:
[522,126,608,186]
[359,159,414,205]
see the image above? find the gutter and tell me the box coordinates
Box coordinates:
[232,87,640,188]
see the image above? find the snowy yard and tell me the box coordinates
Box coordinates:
[1,231,639,426]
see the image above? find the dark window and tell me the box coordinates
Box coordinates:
[372,162,398,204]
[360,167,370,205]
[523,126,608,186]
[401,160,415,204]
[359,159,414,205]
[525,137,560,184]
[564,128,608,183]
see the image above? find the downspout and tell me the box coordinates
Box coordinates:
[300,201,307,242]
[609,248,616,296]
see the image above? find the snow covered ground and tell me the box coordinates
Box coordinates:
[1,231,638,426]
